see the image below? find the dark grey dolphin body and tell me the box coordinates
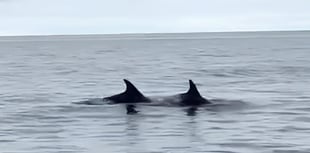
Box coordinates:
[179,80,211,106]
[103,79,210,106]
[103,79,151,103]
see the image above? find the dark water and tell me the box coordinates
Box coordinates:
[1,31,310,153]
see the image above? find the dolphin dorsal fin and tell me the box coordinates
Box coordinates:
[123,79,144,96]
[186,80,202,97]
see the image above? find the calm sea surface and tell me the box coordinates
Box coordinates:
[0,31,310,153]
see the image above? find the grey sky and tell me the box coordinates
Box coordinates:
[0,0,309,36]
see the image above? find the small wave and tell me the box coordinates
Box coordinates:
[73,98,107,105]
[74,97,249,115]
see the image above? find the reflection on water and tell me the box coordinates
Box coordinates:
[185,107,198,116]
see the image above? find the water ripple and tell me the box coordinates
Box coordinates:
[1,32,310,153]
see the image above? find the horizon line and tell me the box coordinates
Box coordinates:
[1,29,310,37]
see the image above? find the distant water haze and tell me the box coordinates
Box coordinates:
[0,31,310,153]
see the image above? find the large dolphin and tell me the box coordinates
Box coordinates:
[103,79,151,103]
[103,79,211,106]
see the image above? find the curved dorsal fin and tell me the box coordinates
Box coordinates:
[186,80,202,97]
[123,79,144,96]
[103,79,149,103]
[180,80,210,106]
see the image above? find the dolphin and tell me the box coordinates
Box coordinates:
[103,79,210,106]
[149,80,211,106]
[178,80,211,106]
[103,79,150,103]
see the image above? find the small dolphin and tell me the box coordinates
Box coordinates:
[103,79,150,103]
[149,80,211,106]
[179,80,211,106]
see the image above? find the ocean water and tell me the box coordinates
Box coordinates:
[0,31,310,153]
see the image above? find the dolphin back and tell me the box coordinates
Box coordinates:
[180,80,210,106]
[103,79,150,103]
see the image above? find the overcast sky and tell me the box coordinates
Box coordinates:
[0,0,310,36]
